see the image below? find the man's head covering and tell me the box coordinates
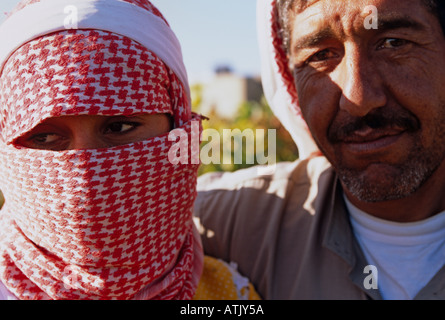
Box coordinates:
[0,0,203,300]
[257,0,321,160]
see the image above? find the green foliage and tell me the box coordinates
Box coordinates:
[193,92,299,176]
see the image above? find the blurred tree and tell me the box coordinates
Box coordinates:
[192,87,299,176]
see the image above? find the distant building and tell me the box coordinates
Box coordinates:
[199,66,263,119]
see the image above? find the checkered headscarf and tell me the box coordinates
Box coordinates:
[0,0,203,300]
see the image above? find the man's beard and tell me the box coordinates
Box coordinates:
[337,147,442,202]
[327,106,445,203]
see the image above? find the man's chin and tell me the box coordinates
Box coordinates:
[338,163,426,203]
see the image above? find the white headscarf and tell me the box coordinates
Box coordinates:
[257,0,320,160]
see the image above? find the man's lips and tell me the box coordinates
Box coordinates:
[338,128,406,154]
[328,109,420,156]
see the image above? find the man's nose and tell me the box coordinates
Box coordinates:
[336,47,387,117]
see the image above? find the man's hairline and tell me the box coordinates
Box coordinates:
[278,0,441,52]
[290,14,427,54]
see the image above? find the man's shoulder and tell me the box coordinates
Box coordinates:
[193,156,338,292]
[197,156,332,194]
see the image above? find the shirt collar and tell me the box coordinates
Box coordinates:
[322,177,383,300]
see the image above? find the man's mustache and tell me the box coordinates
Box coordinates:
[328,109,420,142]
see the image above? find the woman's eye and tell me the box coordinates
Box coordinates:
[105,122,140,134]
[20,132,67,150]
[32,133,62,145]
[378,38,408,49]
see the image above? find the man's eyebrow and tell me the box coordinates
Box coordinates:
[377,16,426,32]
[291,16,425,53]
[292,27,336,51]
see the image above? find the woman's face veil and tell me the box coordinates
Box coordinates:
[0,0,203,300]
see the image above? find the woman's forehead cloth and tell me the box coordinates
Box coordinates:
[0,0,191,143]
[0,31,173,143]
[0,0,189,98]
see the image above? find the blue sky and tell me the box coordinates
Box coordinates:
[0,0,261,84]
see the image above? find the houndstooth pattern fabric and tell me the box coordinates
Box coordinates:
[0,29,190,144]
[0,118,201,300]
[0,0,203,300]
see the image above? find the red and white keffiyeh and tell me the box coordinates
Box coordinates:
[257,0,321,160]
[0,0,203,300]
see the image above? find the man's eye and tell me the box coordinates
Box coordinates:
[307,49,337,63]
[378,38,408,49]
[105,122,139,134]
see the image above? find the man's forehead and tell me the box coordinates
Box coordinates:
[293,0,426,11]
[288,0,434,52]
[291,0,428,29]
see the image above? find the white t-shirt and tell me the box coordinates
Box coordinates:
[0,281,16,300]
[345,196,445,300]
